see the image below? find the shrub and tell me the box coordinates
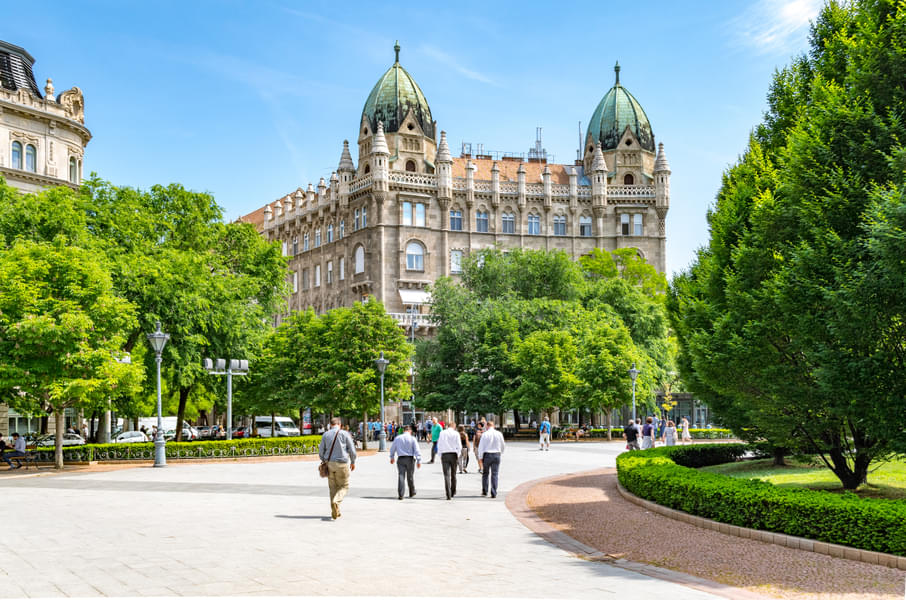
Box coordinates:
[617,444,906,556]
[31,435,322,462]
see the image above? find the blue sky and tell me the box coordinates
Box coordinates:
[8,0,821,276]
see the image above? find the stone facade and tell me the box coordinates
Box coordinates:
[0,40,91,194]
[243,48,671,325]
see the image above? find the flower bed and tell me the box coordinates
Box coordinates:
[616,444,906,556]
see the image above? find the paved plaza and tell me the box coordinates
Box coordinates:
[0,441,730,598]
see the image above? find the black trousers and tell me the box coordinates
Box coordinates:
[481,452,501,496]
[441,452,459,498]
[397,456,416,498]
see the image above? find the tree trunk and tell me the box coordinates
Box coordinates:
[271,413,276,438]
[54,409,64,470]
[827,446,869,490]
[89,411,97,442]
[772,447,786,466]
[175,387,190,442]
[513,409,520,432]
[361,410,368,450]
[606,410,612,441]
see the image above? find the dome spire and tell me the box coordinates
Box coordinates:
[655,142,670,172]
[394,41,400,64]
[436,130,452,163]
[372,120,389,155]
[614,61,620,85]
[338,140,355,172]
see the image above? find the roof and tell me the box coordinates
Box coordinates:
[0,40,41,97]
[452,157,580,184]
[238,204,268,231]
[361,43,434,138]
[586,63,654,152]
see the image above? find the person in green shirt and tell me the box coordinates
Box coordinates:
[429,417,443,464]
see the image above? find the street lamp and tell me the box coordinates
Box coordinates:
[203,358,249,440]
[374,351,389,452]
[410,318,418,425]
[146,321,170,468]
[628,362,641,423]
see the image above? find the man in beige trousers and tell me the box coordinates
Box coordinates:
[318,417,357,519]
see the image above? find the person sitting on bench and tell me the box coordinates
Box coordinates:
[3,432,27,469]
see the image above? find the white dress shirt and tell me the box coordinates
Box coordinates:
[477,427,505,458]
[437,427,462,454]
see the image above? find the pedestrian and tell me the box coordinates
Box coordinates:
[457,425,470,473]
[661,420,677,446]
[477,420,505,498]
[473,420,485,472]
[641,416,656,449]
[318,417,357,520]
[681,416,692,445]
[538,415,551,451]
[3,432,27,469]
[437,422,462,500]
[389,423,421,500]
[429,417,442,463]
[623,420,640,450]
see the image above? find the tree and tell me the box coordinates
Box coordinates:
[506,329,578,417]
[0,240,142,467]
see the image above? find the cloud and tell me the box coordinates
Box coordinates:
[730,0,822,55]
[419,44,497,86]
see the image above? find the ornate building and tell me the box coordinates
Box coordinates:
[0,40,91,437]
[243,45,670,327]
[0,40,90,194]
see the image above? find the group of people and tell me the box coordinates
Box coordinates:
[623,415,692,450]
[317,416,506,519]
[0,432,27,469]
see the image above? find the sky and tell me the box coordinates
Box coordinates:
[7,0,822,277]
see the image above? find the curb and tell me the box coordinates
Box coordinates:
[505,469,772,600]
[615,480,906,571]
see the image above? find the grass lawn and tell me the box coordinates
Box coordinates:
[700,457,906,500]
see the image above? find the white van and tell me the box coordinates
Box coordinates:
[254,416,301,437]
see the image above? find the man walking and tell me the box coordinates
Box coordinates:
[318,417,357,519]
[473,420,485,472]
[623,419,640,450]
[429,417,442,463]
[477,420,505,498]
[437,421,462,500]
[389,423,421,499]
[538,415,552,451]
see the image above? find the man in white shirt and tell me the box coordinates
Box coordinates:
[389,424,421,500]
[476,420,505,498]
[437,422,463,500]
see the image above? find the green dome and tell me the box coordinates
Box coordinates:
[361,43,434,139]
[586,63,654,152]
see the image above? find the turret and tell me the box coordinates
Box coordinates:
[264,203,273,223]
[318,177,327,205]
[329,171,339,203]
[293,189,304,212]
[568,166,578,207]
[306,182,316,206]
[491,161,500,206]
[654,142,671,209]
[591,142,608,207]
[372,120,390,188]
[542,163,552,207]
[517,162,526,206]
[436,130,452,199]
[337,141,355,206]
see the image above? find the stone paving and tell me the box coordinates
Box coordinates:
[0,441,729,598]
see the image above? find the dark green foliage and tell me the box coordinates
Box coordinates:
[617,444,906,556]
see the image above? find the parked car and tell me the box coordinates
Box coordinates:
[115,431,149,444]
[231,426,251,439]
[35,433,86,447]
[163,427,198,442]
[254,416,301,437]
[196,426,214,440]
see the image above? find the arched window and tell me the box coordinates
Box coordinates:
[553,215,566,236]
[527,214,541,235]
[579,215,592,237]
[623,173,634,185]
[405,160,416,172]
[10,141,22,170]
[501,212,515,234]
[354,245,365,274]
[69,157,77,183]
[406,241,424,271]
[364,164,371,174]
[25,145,36,172]
[327,223,334,243]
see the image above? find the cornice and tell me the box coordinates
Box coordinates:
[0,166,79,191]
[0,98,92,143]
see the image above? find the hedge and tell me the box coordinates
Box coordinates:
[30,435,322,462]
[548,427,734,440]
[616,444,906,556]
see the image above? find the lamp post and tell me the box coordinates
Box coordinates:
[410,318,418,425]
[628,362,641,423]
[203,358,249,440]
[146,321,170,467]
[374,351,389,452]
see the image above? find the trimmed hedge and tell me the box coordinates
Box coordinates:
[617,444,906,556]
[549,427,734,440]
[31,435,321,462]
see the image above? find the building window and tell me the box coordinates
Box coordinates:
[281,240,287,256]
[290,237,298,256]
[354,209,360,231]
[339,220,345,239]
[25,144,36,172]
[633,213,643,236]
[69,157,77,183]
[415,203,425,227]
[291,271,298,293]
[327,224,334,243]
[476,211,489,233]
[327,260,333,284]
[553,215,566,236]
[580,216,592,237]
[502,212,515,234]
[403,202,413,226]
[354,245,365,274]
[406,241,424,271]
[315,264,321,287]
[624,173,634,185]
[450,210,463,231]
[621,214,630,235]
[450,250,463,274]
[303,233,310,251]
[340,257,345,280]
[405,159,417,172]
[528,214,541,235]
[315,229,321,248]
[11,141,22,170]
[362,206,367,227]
[302,268,310,290]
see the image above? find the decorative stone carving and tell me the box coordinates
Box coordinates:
[58,87,85,124]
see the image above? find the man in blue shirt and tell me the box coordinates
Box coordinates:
[389,424,421,499]
[539,416,552,451]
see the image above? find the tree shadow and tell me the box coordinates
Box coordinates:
[274,514,333,521]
